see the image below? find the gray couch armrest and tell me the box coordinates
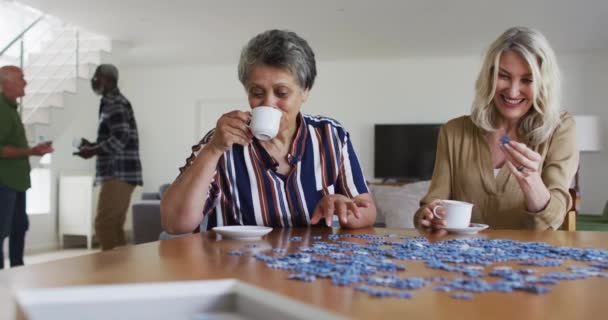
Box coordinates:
[131,200,162,244]
[142,192,160,200]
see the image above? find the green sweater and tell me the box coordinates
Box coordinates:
[0,93,30,191]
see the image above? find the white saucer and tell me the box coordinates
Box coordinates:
[442,223,489,235]
[212,226,273,240]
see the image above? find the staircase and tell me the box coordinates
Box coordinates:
[22,29,113,146]
[1,1,114,147]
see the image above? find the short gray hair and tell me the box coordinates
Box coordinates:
[95,64,119,84]
[238,30,316,91]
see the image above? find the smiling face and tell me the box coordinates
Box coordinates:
[492,50,535,125]
[245,64,309,127]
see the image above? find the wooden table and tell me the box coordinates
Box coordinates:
[1,228,607,320]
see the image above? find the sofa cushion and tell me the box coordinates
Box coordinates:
[369,181,430,228]
[131,200,162,244]
[142,192,161,200]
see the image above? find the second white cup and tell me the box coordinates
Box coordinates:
[432,200,474,228]
[72,137,82,149]
[250,106,282,141]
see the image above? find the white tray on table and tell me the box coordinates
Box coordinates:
[15,279,343,320]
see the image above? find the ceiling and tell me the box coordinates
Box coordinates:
[18,0,608,65]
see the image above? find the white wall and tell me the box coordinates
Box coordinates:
[120,64,244,189]
[120,57,481,191]
[119,52,606,214]
[561,50,608,214]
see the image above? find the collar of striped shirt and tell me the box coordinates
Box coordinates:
[253,113,308,170]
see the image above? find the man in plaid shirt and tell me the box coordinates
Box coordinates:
[76,64,143,250]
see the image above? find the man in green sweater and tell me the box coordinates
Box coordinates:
[0,65,53,269]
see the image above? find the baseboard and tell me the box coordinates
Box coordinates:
[579,212,602,216]
[25,241,60,255]
[24,229,135,254]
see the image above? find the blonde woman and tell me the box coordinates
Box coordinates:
[415,27,578,231]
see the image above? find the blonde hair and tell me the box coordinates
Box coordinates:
[471,27,561,146]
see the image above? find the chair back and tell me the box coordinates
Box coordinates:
[559,188,578,231]
[602,200,608,218]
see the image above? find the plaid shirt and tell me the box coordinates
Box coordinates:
[95,87,143,186]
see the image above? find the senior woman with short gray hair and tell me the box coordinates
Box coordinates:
[161,30,376,233]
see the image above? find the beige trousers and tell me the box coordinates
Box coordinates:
[95,178,135,251]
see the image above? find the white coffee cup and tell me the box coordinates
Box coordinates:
[432,200,474,228]
[72,138,82,149]
[250,106,282,141]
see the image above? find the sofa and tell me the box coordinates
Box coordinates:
[131,184,169,244]
[368,181,430,228]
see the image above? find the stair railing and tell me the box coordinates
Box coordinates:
[1,14,44,116]
[0,15,45,56]
[21,28,78,119]
[22,40,101,124]
[22,27,73,80]
[2,21,87,123]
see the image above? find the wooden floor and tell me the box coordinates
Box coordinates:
[2,248,99,270]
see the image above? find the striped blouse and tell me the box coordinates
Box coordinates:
[180,113,369,229]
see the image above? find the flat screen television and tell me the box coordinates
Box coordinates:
[374,124,442,181]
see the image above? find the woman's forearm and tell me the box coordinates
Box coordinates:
[521,176,551,213]
[161,145,223,233]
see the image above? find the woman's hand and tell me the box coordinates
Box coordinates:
[310,194,370,227]
[502,140,551,212]
[207,111,253,154]
[416,200,447,231]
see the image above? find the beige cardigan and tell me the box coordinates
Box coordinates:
[414,113,579,230]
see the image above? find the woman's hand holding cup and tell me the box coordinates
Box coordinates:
[418,199,474,235]
[208,110,253,154]
[418,200,447,230]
